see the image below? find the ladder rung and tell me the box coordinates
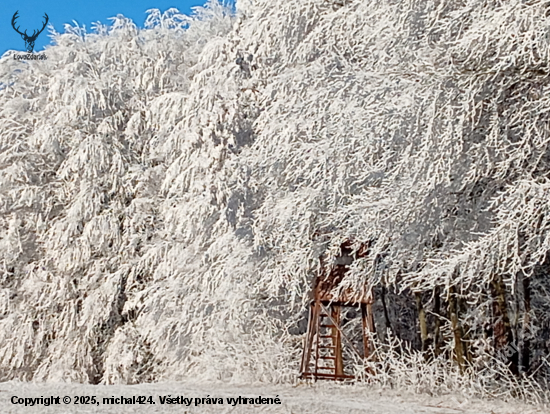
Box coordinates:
[319,335,334,338]
[316,366,335,370]
[320,324,337,328]
[319,356,336,359]
[304,372,355,380]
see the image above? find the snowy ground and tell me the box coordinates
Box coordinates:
[0,381,547,414]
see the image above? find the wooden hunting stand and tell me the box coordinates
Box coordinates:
[299,241,376,381]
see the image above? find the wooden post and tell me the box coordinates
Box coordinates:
[331,305,344,377]
[300,302,316,377]
[361,298,376,375]
[313,300,321,377]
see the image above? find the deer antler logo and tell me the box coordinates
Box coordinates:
[11,11,49,53]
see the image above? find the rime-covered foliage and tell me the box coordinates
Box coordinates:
[0,0,549,399]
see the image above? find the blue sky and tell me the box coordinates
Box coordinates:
[1,0,235,56]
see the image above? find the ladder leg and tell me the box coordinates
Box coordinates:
[362,303,376,375]
[331,305,344,377]
[314,300,322,379]
[300,302,316,377]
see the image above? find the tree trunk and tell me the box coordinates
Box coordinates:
[448,286,466,373]
[458,294,472,365]
[521,273,531,373]
[491,273,519,376]
[433,286,442,356]
[415,292,428,352]
[380,284,393,338]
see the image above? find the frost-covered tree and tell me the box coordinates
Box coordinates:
[0,0,549,402]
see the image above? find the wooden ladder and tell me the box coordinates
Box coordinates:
[300,300,354,380]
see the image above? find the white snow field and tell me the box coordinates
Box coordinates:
[0,382,546,414]
[2,0,550,411]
